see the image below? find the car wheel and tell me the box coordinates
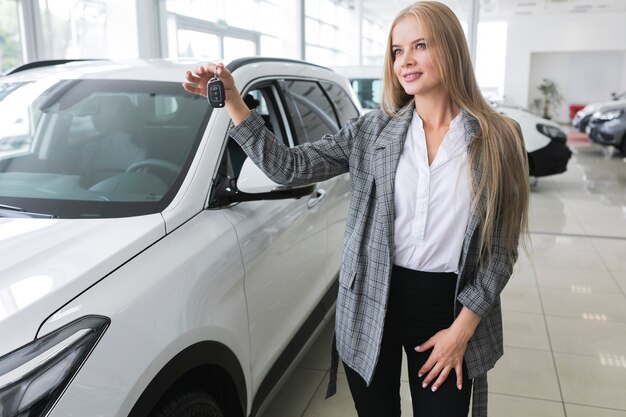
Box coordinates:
[152,391,224,417]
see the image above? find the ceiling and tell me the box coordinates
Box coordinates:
[359,0,626,27]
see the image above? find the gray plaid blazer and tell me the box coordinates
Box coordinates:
[229,101,519,417]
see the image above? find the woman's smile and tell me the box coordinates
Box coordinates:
[402,71,423,82]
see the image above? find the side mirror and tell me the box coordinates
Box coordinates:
[236,157,281,194]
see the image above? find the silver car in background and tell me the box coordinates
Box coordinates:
[586,103,626,154]
[572,91,626,133]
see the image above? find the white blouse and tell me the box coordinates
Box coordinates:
[393,110,471,273]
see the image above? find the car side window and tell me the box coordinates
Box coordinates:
[320,81,361,126]
[279,80,339,145]
[210,84,289,207]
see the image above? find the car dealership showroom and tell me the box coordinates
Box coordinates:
[1,0,626,416]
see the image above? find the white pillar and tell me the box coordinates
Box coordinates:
[135,0,160,58]
[356,0,363,66]
[467,0,479,66]
[17,0,42,62]
[299,0,305,60]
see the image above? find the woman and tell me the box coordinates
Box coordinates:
[183,2,529,416]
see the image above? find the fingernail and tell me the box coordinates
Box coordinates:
[415,346,421,351]
[458,384,462,390]
[418,373,422,378]
[431,386,437,392]
[422,383,427,389]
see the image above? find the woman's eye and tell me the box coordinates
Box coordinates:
[416,42,426,50]
[392,49,402,56]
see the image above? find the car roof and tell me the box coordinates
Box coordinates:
[1,57,343,85]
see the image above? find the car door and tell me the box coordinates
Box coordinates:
[277,78,356,287]
[318,80,360,279]
[216,80,333,397]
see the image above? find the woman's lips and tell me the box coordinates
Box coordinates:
[403,72,422,82]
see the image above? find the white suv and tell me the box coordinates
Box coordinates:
[0,58,360,417]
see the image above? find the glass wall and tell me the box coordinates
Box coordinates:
[159,0,295,61]
[476,21,507,102]
[362,17,385,66]
[0,0,23,73]
[305,0,355,67]
[0,0,489,76]
[38,0,108,59]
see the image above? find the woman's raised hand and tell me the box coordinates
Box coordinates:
[182,63,237,103]
[182,62,250,125]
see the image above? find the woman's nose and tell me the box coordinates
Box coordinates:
[399,52,415,67]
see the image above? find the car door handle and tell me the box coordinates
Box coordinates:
[307,189,326,210]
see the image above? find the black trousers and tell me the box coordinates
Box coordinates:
[343,265,472,417]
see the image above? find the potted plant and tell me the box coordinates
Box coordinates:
[537,78,563,120]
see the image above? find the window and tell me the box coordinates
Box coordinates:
[280,80,338,145]
[305,0,355,67]
[0,80,209,218]
[350,78,381,111]
[0,0,23,73]
[242,87,288,146]
[476,21,508,102]
[0,81,44,158]
[211,83,288,207]
[177,30,220,58]
[320,81,360,125]
[38,0,108,59]
[362,18,385,67]
[160,0,294,61]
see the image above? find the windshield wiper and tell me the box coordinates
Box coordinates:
[0,204,55,219]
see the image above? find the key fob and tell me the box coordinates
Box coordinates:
[207,78,225,108]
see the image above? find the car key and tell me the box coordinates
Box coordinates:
[207,73,225,108]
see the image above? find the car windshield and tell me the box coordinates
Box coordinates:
[0,79,210,219]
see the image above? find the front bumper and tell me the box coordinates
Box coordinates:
[528,141,572,177]
[587,120,624,146]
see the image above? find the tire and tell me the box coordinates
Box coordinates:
[152,391,224,417]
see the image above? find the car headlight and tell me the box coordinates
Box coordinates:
[536,123,567,143]
[0,316,109,417]
[593,109,623,121]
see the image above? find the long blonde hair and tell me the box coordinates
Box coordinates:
[382,1,529,264]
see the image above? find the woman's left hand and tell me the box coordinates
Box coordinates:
[416,327,469,391]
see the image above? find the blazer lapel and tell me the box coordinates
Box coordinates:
[459,113,483,276]
[371,103,415,246]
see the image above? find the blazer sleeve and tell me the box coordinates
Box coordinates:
[229,110,359,186]
[456,223,519,318]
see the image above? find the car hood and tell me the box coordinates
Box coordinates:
[581,99,626,115]
[0,215,165,357]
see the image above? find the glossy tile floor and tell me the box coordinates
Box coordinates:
[261,132,626,417]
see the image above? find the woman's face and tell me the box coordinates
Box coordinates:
[391,16,443,99]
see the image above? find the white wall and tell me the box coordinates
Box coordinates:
[528,51,625,123]
[504,11,626,123]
